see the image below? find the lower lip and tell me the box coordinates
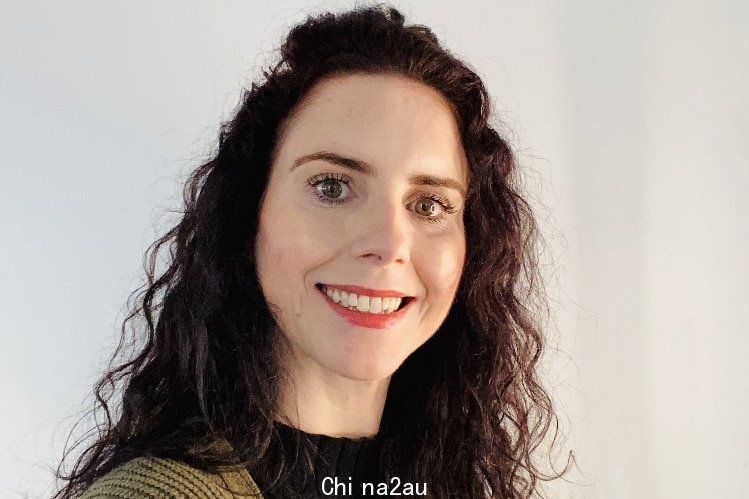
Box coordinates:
[317,288,414,329]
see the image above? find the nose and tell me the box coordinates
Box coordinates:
[349,200,411,266]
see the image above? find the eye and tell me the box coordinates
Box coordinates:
[414,198,443,217]
[318,178,345,199]
[411,194,457,224]
[308,173,351,204]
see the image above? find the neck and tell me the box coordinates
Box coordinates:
[277,348,390,438]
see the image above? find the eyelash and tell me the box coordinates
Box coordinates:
[307,172,458,224]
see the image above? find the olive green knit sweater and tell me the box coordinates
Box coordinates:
[79,456,263,498]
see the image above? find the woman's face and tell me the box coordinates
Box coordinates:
[255,73,468,382]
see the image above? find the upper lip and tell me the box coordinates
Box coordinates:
[317,283,412,298]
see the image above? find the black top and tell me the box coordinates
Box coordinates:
[251,423,382,498]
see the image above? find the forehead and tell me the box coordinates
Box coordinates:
[274,73,468,182]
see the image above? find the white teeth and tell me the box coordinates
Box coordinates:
[382,297,402,312]
[322,286,407,314]
[356,295,370,312]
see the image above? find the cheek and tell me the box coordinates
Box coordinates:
[419,234,465,302]
[255,196,339,296]
[258,194,312,258]
[256,201,301,298]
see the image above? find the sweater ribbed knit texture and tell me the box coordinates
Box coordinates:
[79,456,263,498]
[79,426,380,498]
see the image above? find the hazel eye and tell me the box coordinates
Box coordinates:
[414,198,443,217]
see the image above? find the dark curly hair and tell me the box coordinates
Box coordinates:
[54,4,572,498]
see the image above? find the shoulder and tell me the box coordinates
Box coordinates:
[79,456,263,498]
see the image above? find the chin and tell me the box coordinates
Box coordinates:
[327,351,403,382]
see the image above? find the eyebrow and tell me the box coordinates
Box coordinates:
[291,151,467,198]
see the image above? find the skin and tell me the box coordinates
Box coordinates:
[254,73,468,437]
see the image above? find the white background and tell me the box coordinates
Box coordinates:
[2,1,747,497]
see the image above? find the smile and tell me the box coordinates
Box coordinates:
[315,283,415,329]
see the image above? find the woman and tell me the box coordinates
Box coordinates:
[55,5,570,498]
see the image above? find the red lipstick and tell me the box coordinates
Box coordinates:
[316,285,414,329]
